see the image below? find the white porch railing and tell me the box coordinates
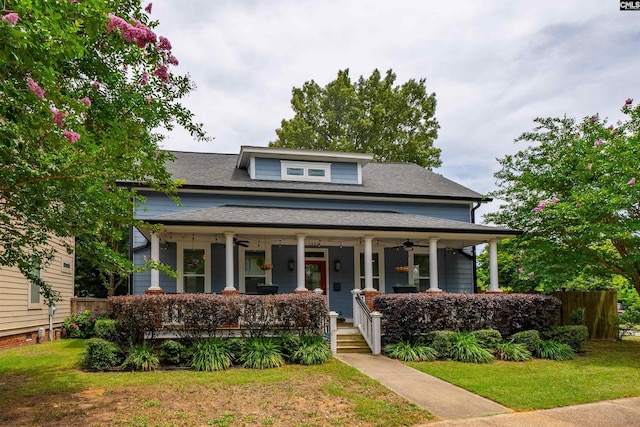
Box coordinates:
[351,289,382,355]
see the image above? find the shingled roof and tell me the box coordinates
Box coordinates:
[162,151,485,201]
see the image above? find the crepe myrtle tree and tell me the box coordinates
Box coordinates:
[0,1,206,305]
[486,100,640,295]
[270,68,441,168]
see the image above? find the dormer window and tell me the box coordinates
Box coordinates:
[281,161,331,182]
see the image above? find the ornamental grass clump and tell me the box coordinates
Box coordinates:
[290,335,332,365]
[385,341,437,362]
[241,337,285,369]
[449,332,494,363]
[121,343,160,371]
[191,338,232,371]
[494,342,532,362]
[536,340,575,361]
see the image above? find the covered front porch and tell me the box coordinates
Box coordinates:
[134,206,514,319]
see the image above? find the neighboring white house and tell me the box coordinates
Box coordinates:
[0,237,74,348]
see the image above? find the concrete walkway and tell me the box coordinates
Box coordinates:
[335,353,510,420]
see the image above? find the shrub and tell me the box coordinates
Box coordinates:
[471,329,502,350]
[449,332,494,363]
[241,337,285,369]
[226,338,245,365]
[159,340,188,365]
[509,330,541,354]
[191,338,232,371]
[121,343,160,371]
[569,307,586,326]
[94,319,117,342]
[543,325,589,352]
[536,340,575,361]
[62,309,110,339]
[385,341,437,362]
[278,334,301,361]
[80,338,121,371]
[494,342,532,362]
[290,335,332,365]
[426,330,456,358]
[374,293,560,342]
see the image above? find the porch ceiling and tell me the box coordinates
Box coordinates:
[142,205,519,248]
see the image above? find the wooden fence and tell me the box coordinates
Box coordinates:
[70,297,111,315]
[551,290,618,340]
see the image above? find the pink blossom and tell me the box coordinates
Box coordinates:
[62,130,80,144]
[2,12,18,25]
[145,3,153,13]
[625,98,633,105]
[107,14,156,48]
[594,139,604,148]
[157,36,172,51]
[153,64,169,83]
[551,196,560,204]
[27,77,45,100]
[144,95,152,104]
[534,200,547,212]
[141,71,149,86]
[518,268,524,274]
[590,115,598,123]
[50,108,68,127]
[91,81,101,88]
[528,272,535,278]
[586,164,592,170]
[69,0,79,3]
[576,202,582,208]
[166,54,179,66]
[628,178,636,185]
[80,97,91,107]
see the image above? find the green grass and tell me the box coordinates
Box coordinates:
[407,339,640,410]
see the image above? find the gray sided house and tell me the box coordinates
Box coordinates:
[131,146,516,319]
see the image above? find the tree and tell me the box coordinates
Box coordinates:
[1,1,206,304]
[270,68,441,168]
[486,100,640,295]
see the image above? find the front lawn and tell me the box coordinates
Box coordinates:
[407,338,640,411]
[0,339,432,427]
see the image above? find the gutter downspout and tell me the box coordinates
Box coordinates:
[471,201,483,294]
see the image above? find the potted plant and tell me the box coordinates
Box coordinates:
[392,283,418,293]
[257,283,279,295]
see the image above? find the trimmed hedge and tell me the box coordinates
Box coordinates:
[542,325,589,352]
[109,293,328,345]
[373,293,561,343]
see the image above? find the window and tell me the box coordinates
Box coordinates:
[28,260,41,308]
[359,252,380,290]
[412,253,430,292]
[183,249,205,293]
[243,250,267,294]
[281,161,331,182]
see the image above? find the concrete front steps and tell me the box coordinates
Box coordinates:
[336,323,371,354]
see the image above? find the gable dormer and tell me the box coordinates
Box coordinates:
[236,146,373,185]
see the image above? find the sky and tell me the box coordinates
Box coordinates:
[150,0,640,221]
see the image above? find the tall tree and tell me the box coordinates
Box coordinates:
[486,100,640,295]
[1,1,206,304]
[270,68,441,168]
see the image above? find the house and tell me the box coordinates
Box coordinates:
[0,237,74,348]
[130,146,516,319]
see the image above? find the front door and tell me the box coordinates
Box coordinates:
[305,260,326,294]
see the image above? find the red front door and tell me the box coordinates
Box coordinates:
[305,260,327,294]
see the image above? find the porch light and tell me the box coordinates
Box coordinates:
[334,259,341,272]
[288,258,295,271]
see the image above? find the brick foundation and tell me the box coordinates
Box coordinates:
[144,289,165,295]
[362,290,380,311]
[221,289,239,295]
[0,328,61,350]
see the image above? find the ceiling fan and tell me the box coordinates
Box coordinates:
[234,237,249,248]
[392,240,428,251]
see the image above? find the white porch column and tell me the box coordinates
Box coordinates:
[296,234,307,291]
[224,232,236,291]
[148,233,162,292]
[427,237,442,292]
[489,239,502,292]
[363,235,375,292]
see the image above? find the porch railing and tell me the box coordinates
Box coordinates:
[351,289,382,355]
